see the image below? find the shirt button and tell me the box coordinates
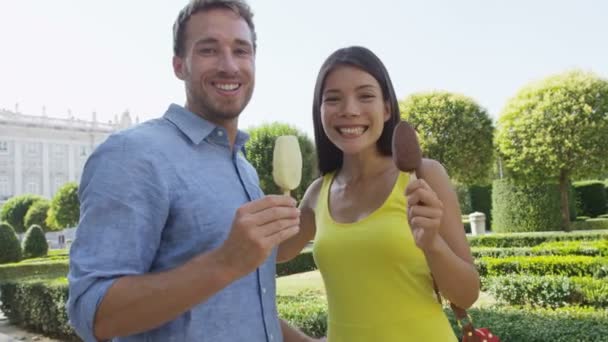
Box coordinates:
[217,130,224,136]
[262,287,267,294]
[270,334,274,341]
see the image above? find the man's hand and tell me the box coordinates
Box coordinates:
[217,195,301,278]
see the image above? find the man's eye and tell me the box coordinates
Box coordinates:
[235,48,251,56]
[199,48,216,55]
[360,94,376,100]
[323,97,339,103]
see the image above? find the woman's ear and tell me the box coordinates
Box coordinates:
[384,101,391,122]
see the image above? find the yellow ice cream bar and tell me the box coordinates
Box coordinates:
[272,135,302,194]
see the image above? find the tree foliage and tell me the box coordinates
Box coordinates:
[496,70,608,230]
[0,194,44,233]
[246,123,316,202]
[400,91,494,186]
[49,182,80,229]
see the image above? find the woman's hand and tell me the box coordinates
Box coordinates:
[405,177,444,253]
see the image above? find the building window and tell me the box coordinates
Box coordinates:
[79,146,88,157]
[53,144,66,157]
[26,181,39,194]
[52,176,65,195]
[0,176,10,198]
[0,141,8,154]
[26,143,39,155]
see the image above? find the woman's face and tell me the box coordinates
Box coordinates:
[320,65,390,156]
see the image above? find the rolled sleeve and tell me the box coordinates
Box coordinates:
[67,133,170,341]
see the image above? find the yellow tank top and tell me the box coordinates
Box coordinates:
[313,171,457,342]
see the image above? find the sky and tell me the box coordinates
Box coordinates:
[1,0,607,138]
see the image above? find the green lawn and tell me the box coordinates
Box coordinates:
[276,270,496,308]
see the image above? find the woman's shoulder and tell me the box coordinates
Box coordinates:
[300,176,325,211]
[418,158,449,180]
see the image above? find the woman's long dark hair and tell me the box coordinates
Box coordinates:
[312,46,401,175]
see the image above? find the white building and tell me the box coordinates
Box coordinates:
[0,108,134,203]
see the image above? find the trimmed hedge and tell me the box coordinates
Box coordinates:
[277,250,316,276]
[22,224,49,258]
[572,218,608,231]
[467,230,608,248]
[491,180,576,233]
[476,255,608,278]
[0,259,69,280]
[472,240,608,258]
[574,180,608,218]
[2,279,608,342]
[0,277,78,341]
[487,275,608,308]
[0,221,22,264]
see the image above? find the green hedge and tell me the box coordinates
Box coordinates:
[487,275,608,308]
[572,218,608,231]
[0,277,79,341]
[472,240,608,258]
[574,180,608,218]
[467,230,608,248]
[0,259,69,281]
[491,180,576,233]
[0,222,22,264]
[2,279,608,342]
[277,250,316,276]
[278,291,608,341]
[476,255,608,278]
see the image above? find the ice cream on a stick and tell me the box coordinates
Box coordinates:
[272,135,303,196]
[391,120,422,178]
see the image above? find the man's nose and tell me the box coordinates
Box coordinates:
[217,51,239,75]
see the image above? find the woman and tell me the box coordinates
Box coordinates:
[278,46,480,341]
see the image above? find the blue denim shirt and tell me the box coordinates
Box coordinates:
[67,104,282,342]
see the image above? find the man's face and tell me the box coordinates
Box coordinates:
[173,8,255,123]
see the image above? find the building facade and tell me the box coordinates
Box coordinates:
[0,108,133,203]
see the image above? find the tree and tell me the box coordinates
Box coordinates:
[0,194,44,233]
[399,91,494,186]
[49,182,80,229]
[0,222,22,264]
[22,224,48,258]
[495,70,608,231]
[245,123,316,202]
[24,198,52,232]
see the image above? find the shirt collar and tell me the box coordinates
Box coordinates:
[163,104,250,151]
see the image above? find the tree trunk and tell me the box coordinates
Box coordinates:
[559,169,571,232]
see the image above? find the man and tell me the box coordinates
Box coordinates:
[67,1,320,341]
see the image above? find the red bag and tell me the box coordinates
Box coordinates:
[450,304,500,342]
[433,280,500,342]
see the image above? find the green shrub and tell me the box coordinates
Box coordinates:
[0,277,78,341]
[0,259,68,280]
[472,240,608,258]
[492,180,570,232]
[445,306,608,342]
[476,255,608,278]
[468,230,608,248]
[574,180,608,217]
[487,275,608,308]
[21,225,49,259]
[277,250,317,276]
[49,182,80,229]
[24,199,51,232]
[469,184,492,229]
[0,222,22,264]
[0,194,45,233]
[455,184,472,214]
[277,291,327,338]
[572,218,608,231]
[245,123,316,202]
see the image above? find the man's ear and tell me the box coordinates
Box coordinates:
[173,55,185,80]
